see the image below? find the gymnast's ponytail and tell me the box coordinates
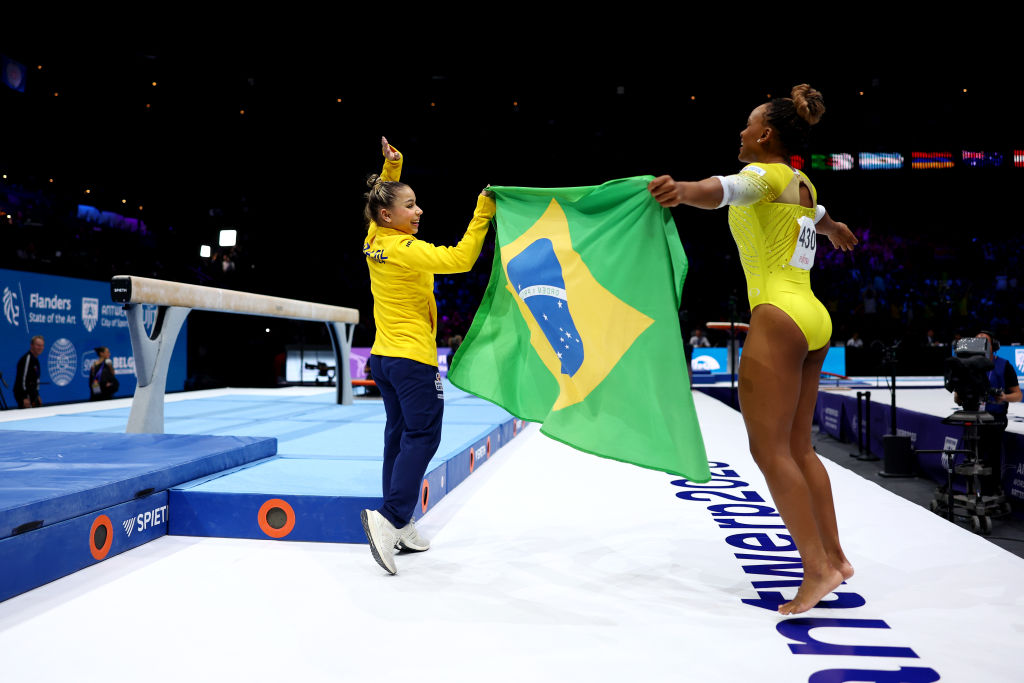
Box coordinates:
[363,174,409,226]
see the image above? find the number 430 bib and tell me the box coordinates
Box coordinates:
[789,216,817,270]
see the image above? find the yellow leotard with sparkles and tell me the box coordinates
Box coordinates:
[727,162,831,350]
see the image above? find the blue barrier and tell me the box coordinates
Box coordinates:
[1,267,187,405]
[690,346,846,377]
[815,391,1024,516]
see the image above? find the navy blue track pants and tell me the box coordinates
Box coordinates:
[369,355,444,527]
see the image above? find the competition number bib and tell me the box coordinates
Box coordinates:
[788,216,817,270]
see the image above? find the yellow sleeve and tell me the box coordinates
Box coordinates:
[384,195,496,274]
[737,163,790,203]
[381,146,403,182]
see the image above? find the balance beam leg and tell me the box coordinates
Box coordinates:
[125,305,191,433]
[329,321,355,405]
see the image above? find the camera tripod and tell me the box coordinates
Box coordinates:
[918,409,1012,535]
[304,361,337,386]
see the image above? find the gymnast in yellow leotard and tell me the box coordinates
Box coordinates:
[725,161,832,350]
[649,84,859,615]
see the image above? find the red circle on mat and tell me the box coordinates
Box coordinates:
[258,498,296,539]
[469,447,476,473]
[420,479,430,514]
[486,436,492,458]
[90,515,113,561]
[513,419,518,436]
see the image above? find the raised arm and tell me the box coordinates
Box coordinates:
[384,191,496,274]
[380,135,403,182]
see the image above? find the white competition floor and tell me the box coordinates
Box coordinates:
[1,391,1022,682]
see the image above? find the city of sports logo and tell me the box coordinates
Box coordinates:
[2,286,19,326]
[142,304,158,336]
[1016,349,1024,374]
[82,297,99,332]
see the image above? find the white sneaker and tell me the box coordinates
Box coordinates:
[396,519,430,552]
[360,509,398,574]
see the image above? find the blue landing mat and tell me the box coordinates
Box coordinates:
[0,385,519,545]
[168,416,518,543]
[0,492,171,602]
[0,387,520,601]
[0,432,277,539]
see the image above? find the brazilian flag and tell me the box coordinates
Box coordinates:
[448,176,709,481]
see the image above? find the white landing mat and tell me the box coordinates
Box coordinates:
[0,393,1020,682]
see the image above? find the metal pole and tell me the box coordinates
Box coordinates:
[857,391,878,461]
[850,392,864,457]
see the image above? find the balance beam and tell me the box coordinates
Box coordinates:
[111,275,360,434]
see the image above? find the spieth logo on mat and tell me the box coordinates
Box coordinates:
[122,505,169,537]
[2,286,19,326]
[82,297,99,332]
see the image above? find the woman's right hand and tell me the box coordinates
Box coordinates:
[381,136,401,161]
[481,185,494,199]
[648,175,683,207]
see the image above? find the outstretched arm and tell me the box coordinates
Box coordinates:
[648,175,724,209]
[380,135,403,182]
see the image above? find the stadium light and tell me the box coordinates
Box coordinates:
[219,229,237,247]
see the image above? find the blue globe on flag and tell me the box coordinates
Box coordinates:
[507,238,584,377]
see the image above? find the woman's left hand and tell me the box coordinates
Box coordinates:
[381,136,401,162]
[825,220,858,252]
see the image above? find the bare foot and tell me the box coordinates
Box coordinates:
[835,560,855,581]
[778,566,845,615]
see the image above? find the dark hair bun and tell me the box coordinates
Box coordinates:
[366,173,382,188]
[791,84,825,125]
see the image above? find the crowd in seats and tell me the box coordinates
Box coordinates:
[816,224,1023,349]
[2,180,168,283]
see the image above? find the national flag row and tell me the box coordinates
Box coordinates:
[788,151,1024,171]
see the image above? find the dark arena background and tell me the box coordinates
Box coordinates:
[2,35,1024,682]
[3,46,1020,384]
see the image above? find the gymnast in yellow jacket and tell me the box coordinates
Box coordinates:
[649,85,859,615]
[359,136,495,575]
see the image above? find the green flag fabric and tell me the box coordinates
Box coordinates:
[448,176,709,482]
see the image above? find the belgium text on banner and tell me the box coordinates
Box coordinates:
[448,177,709,481]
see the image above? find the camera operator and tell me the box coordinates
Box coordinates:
[954,331,1022,494]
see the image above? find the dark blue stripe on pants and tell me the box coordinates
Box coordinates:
[370,355,444,527]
